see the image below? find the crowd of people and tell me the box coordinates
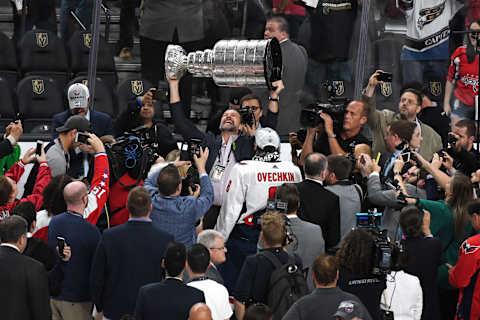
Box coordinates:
[3,0,480,320]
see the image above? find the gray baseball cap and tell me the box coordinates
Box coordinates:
[56,115,91,133]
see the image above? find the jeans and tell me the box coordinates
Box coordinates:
[60,0,93,40]
[117,0,140,51]
[401,59,448,88]
[218,224,260,293]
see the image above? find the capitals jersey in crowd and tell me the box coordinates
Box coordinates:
[398,0,463,60]
[447,46,479,107]
[215,160,302,241]
[449,233,480,320]
[33,153,110,242]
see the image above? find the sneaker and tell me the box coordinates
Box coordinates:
[119,47,132,59]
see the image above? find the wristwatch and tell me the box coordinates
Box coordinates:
[268,96,279,102]
[327,133,336,138]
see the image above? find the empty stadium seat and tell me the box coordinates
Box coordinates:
[18,30,69,89]
[16,76,65,133]
[0,77,17,130]
[67,76,117,118]
[67,31,117,89]
[0,32,18,91]
[116,78,153,114]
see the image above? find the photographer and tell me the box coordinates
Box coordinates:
[356,153,426,240]
[381,120,421,181]
[239,82,284,130]
[299,100,371,165]
[114,88,178,158]
[168,76,256,229]
[445,119,480,177]
[336,229,386,320]
[363,70,442,161]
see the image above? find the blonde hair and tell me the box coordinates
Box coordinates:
[261,212,286,246]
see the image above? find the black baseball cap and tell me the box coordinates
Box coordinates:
[56,115,91,133]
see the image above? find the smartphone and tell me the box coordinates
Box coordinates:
[57,236,66,258]
[377,71,393,82]
[75,132,90,145]
[36,140,43,155]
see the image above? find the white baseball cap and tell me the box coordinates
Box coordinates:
[67,83,90,109]
[255,127,280,150]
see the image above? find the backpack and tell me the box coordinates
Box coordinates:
[260,251,309,319]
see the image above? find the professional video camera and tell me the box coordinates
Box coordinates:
[179,138,203,196]
[355,212,405,276]
[299,102,347,129]
[104,128,159,186]
[238,107,255,127]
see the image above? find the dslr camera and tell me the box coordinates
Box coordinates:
[238,107,255,127]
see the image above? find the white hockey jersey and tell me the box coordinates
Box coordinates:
[214,160,302,241]
[399,0,462,53]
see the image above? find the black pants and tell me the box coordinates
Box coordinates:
[140,32,205,116]
[117,0,139,51]
[439,288,458,320]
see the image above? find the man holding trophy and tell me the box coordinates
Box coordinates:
[165,38,284,230]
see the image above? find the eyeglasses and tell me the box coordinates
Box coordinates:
[210,246,226,251]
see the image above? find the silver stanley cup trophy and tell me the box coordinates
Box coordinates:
[165,38,282,89]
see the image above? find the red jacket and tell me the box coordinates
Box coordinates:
[108,173,143,227]
[0,160,51,220]
[450,232,480,320]
[32,153,110,242]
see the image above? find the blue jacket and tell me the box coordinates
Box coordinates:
[145,171,214,248]
[48,212,101,302]
[90,220,174,319]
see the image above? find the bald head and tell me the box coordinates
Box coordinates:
[63,181,88,207]
[188,303,212,320]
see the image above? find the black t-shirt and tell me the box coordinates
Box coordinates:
[313,130,372,156]
[309,0,357,62]
[338,267,386,320]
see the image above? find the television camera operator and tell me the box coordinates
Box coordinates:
[114,88,178,158]
[336,228,388,320]
[299,100,371,165]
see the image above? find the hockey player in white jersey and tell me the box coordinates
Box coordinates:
[214,127,302,291]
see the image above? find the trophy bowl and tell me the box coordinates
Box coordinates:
[165,38,282,89]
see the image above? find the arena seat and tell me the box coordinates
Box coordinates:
[67,76,117,118]
[116,78,154,114]
[0,32,19,91]
[67,31,117,89]
[16,76,65,133]
[18,30,69,89]
[0,77,17,130]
